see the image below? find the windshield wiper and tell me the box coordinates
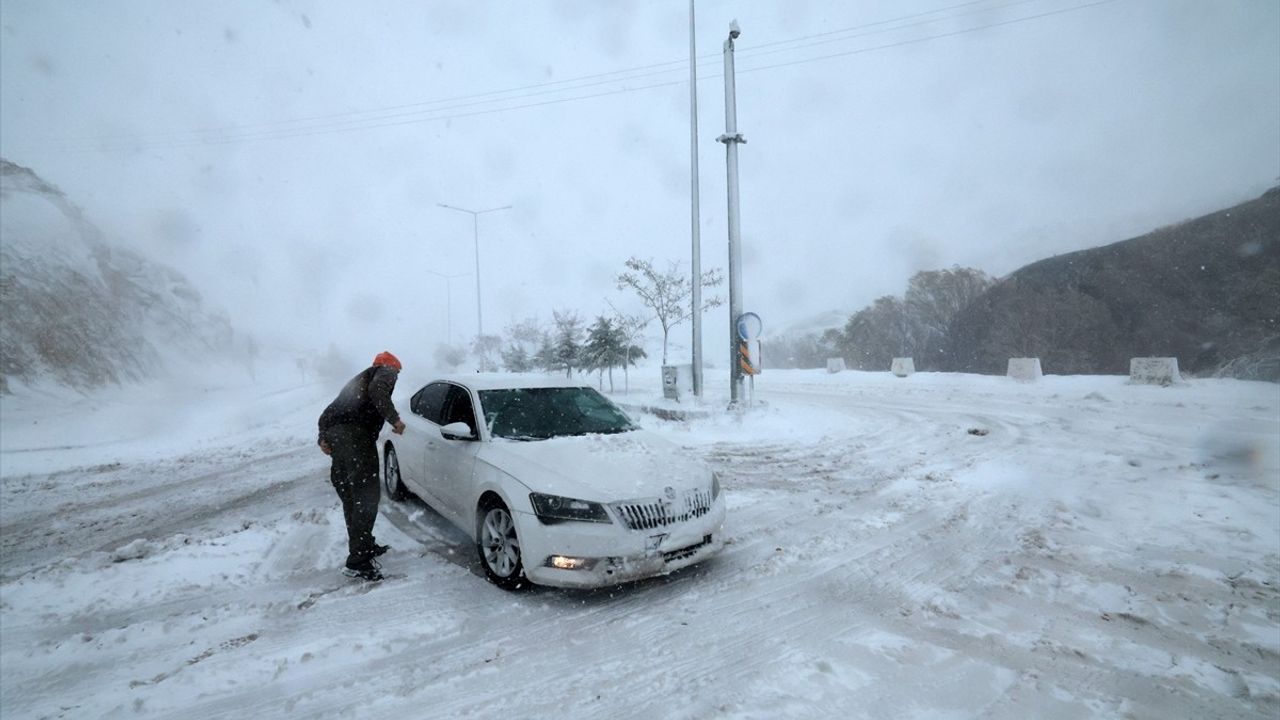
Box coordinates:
[562,427,635,436]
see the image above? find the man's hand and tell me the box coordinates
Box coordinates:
[392,420,406,435]
[319,440,332,456]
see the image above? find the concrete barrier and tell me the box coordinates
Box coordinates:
[826,358,847,373]
[1007,357,1043,382]
[1129,357,1182,386]
[891,357,915,377]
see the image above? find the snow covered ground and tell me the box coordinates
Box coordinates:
[2,369,1277,719]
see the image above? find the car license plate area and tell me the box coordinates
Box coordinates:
[662,534,713,564]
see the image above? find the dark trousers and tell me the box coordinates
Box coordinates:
[326,424,381,569]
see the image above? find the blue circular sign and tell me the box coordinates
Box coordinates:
[736,312,762,341]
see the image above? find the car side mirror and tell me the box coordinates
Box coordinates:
[440,421,475,441]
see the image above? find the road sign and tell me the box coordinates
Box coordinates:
[736,312,762,341]
[738,339,761,375]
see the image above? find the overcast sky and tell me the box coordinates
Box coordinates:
[2,0,1277,370]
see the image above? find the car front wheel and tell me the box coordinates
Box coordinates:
[477,500,527,591]
[383,444,408,501]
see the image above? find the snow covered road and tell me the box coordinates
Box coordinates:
[2,371,1277,719]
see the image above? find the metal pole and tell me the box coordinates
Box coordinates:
[717,21,745,405]
[471,214,482,337]
[428,270,468,345]
[438,203,511,345]
[689,0,704,400]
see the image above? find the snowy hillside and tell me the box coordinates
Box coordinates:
[1,370,1276,719]
[777,309,851,338]
[0,159,236,391]
[945,187,1280,380]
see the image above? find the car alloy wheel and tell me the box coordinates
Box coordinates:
[478,502,526,590]
[383,445,408,501]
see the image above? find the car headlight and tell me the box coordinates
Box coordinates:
[712,472,722,500]
[529,492,612,525]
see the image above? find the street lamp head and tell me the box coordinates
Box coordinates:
[438,202,512,216]
[729,19,741,39]
[427,270,470,280]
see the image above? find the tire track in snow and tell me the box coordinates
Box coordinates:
[1,444,326,580]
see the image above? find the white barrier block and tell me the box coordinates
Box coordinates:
[826,358,846,374]
[1129,357,1182,386]
[891,357,915,377]
[1007,357,1043,382]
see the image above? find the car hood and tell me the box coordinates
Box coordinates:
[477,429,709,502]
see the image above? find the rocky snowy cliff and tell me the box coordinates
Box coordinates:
[0,159,235,391]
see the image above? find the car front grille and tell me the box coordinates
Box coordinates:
[612,488,713,530]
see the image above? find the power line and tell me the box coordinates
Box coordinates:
[47,0,1018,146]
[30,0,1118,153]
[738,0,1117,75]
[740,0,1046,62]
[747,0,993,50]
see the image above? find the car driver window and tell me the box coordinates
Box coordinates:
[443,385,477,430]
[412,383,449,424]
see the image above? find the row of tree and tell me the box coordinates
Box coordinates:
[435,261,991,379]
[770,266,996,371]
[432,256,723,391]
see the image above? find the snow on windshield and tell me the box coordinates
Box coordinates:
[479,386,635,440]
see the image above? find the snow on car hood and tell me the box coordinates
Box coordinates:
[477,429,710,502]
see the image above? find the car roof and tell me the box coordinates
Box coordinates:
[421,373,594,392]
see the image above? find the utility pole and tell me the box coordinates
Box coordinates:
[428,270,469,345]
[717,20,746,405]
[689,0,704,399]
[437,203,511,341]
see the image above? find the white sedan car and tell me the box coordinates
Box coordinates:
[378,375,726,590]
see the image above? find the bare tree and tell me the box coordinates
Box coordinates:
[838,296,916,370]
[504,316,544,355]
[905,267,995,369]
[471,334,502,372]
[502,316,544,373]
[500,344,535,373]
[984,284,1118,374]
[616,257,723,365]
[768,330,841,369]
[606,299,651,394]
[433,342,467,372]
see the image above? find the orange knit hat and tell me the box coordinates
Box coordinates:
[373,351,402,371]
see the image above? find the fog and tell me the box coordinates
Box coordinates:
[1,0,1277,371]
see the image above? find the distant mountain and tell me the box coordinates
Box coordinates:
[0,159,235,391]
[943,187,1280,380]
[776,310,850,338]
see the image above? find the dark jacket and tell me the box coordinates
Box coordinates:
[318,366,401,444]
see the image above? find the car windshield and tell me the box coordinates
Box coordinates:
[478,387,637,440]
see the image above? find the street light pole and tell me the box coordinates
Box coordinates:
[717,21,746,406]
[437,203,512,341]
[689,0,704,400]
[427,270,469,345]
